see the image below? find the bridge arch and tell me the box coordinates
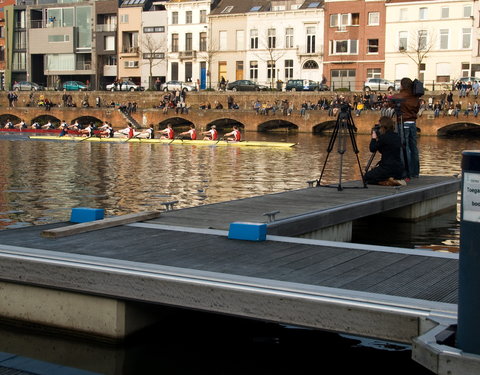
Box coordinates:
[71,116,103,126]
[158,117,194,130]
[31,114,61,126]
[257,120,298,132]
[0,114,22,126]
[313,120,337,134]
[437,122,480,137]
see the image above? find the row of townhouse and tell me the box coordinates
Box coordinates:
[0,0,478,91]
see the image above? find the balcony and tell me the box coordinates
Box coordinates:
[103,64,117,76]
[121,46,139,55]
[76,62,92,71]
[96,24,117,32]
[179,50,196,60]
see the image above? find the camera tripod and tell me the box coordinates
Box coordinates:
[316,106,367,191]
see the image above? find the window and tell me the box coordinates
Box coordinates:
[441,7,449,18]
[367,68,381,79]
[272,5,285,11]
[124,60,139,68]
[171,33,178,52]
[418,30,427,50]
[399,31,408,50]
[462,28,472,49]
[249,60,258,79]
[268,28,276,49]
[285,59,293,79]
[219,31,227,51]
[250,6,261,12]
[439,29,449,49]
[48,34,70,43]
[46,53,74,71]
[221,6,233,13]
[303,60,318,69]
[464,5,472,18]
[368,12,379,26]
[399,8,408,21]
[185,33,192,51]
[462,62,470,77]
[199,32,207,51]
[367,39,378,54]
[143,52,164,59]
[330,39,358,54]
[200,10,207,23]
[186,11,192,24]
[330,13,359,28]
[120,14,128,23]
[0,26,4,38]
[143,26,164,33]
[250,29,258,49]
[104,35,114,50]
[236,30,244,50]
[306,27,315,53]
[267,60,275,79]
[172,11,178,24]
[285,28,293,48]
[419,7,427,20]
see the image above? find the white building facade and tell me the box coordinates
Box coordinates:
[165,0,212,89]
[385,0,475,87]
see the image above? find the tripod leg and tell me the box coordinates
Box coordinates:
[317,115,341,186]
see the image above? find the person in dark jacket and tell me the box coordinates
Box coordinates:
[364,116,405,186]
[391,77,421,178]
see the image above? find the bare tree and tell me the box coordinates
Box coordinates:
[255,32,286,88]
[399,28,436,80]
[200,38,220,90]
[140,33,165,90]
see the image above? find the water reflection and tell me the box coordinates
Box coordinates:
[0,132,472,247]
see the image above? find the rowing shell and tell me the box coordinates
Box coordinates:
[28,135,297,148]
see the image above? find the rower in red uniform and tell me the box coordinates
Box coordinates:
[202,125,218,140]
[179,124,197,140]
[224,125,241,142]
[159,123,174,139]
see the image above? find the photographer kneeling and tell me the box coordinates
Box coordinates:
[364,116,406,186]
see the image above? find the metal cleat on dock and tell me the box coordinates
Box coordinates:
[161,200,178,211]
[306,180,316,188]
[263,210,280,222]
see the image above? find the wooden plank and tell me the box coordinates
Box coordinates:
[41,211,161,239]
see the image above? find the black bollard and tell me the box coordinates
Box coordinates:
[457,150,480,354]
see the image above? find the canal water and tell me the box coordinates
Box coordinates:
[0,131,471,374]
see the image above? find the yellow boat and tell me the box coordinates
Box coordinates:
[29,135,297,148]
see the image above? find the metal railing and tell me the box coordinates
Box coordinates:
[95,24,117,32]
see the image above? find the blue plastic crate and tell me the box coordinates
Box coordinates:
[70,207,105,223]
[228,222,267,241]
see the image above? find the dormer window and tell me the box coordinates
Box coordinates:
[250,6,261,12]
[221,6,233,13]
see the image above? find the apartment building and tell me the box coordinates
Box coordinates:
[209,0,324,88]
[323,0,386,91]
[385,0,475,85]
[140,1,168,89]
[95,0,118,89]
[165,0,220,89]
[0,0,17,89]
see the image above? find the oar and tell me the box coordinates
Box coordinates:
[80,134,93,142]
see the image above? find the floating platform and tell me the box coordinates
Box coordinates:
[0,175,476,375]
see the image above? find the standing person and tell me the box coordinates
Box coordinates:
[364,116,405,186]
[202,125,218,140]
[224,125,241,142]
[155,78,161,91]
[391,77,421,179]
[179,124,197,140]
[159,123,174,139]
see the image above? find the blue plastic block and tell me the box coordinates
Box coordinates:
[228,222,267,241]
[70,207,104,223]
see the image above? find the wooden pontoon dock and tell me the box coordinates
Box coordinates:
[0,175,477,375]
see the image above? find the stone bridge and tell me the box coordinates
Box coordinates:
[1,106,479,136]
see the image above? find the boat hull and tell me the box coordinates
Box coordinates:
[28,135,297,148]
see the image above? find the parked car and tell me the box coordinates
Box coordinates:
[106,80,144,92]
[227,80,268,91]
[63,81,88,91]
[13,81,44,91]
[285,79,328,91]
[160,80,196,92]
[364,78,399,91]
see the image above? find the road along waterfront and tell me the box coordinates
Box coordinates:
[0,131,470,375]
